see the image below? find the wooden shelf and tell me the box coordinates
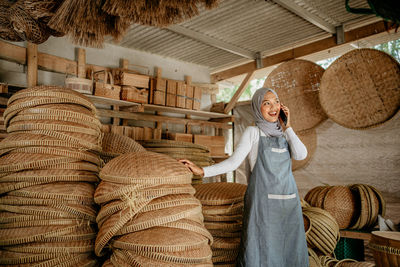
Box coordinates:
[339,230,373,241]
[87,95,233,119]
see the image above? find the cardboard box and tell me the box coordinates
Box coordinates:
[194,135,225,157]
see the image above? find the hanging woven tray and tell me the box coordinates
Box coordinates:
[319,48,400,129]
[100,151,192,185]
[292,128,317,171]
[112,226,210,253]
[264,59,327,131]
[193,182,247,206]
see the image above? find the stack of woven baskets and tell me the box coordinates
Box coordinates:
[308,248,375,267]
[193,182,247,266]
[304,184,385,229]
[141,139,214,185]
[99,132,145,163]
[94,151,213,266]
[0,86,101,266]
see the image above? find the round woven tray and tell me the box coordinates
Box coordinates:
[204,214,243,222]
[141,139,210,152]
[100,132,145,159]
[0,250,56,265]
[315,186,332,208]
[211,237,240,250]
[292,128,317,171]
[0,169,98,183]
[5,239,94,254]
[204,221,242,232]
[208,229,242,238]
[264,59,327,131]
[100,151,192,185]
[193,182,247,205]
[112,226,209,253]
[319,48,400,129]
[7,86,96,112]
[202,202,244,216]
[349,184,369,229]
[368,185,386,217]
[117,205,203,235]
[0,181,46,195]
[163,218,213,244]
[0,218,94,229]
[323,186,356,229]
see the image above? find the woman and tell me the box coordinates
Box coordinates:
[179,87,309,267]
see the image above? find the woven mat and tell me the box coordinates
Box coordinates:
[193,182,247,205]
[264,59,327,131]
[319,48,400,129]
[100,151,192,185]
[292,128,317,171]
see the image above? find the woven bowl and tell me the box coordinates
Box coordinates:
[193,182,247,206]
[319,48,400,129]
[100,151,192,185]
[264,59,327,131]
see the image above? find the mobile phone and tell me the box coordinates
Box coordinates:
[279,109,287,126]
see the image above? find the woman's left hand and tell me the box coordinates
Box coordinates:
[280,104,291,130]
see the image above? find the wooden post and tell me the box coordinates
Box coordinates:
[27,43,38,87]
[185,75,192,134]
[224,71,255,114]
[77,48,86,78]
[112,105,120,125]
[121,59,129,69]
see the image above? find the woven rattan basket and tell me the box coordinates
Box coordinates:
[193,182,247,205]
[319,48,400,129]
[264,59,327,131]
[100,152,193,185]
[323,186,356,229]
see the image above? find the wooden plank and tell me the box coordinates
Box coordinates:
[144,104,232,118]
[340,230,372,241]
[224,71,255,114]
[211,21,390,82]
[77,48,86,78]
[121,59,129,69]
[27,43,38,87]
[87,95,140,107]
[38,52,77,75]
[97,109,232,129]
[0,41,26,64]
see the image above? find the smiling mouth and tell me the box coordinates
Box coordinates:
[268,111,278,116]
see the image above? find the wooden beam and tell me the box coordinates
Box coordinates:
[224,71,255,114]
[77,48,86,78]
[211,20,390,82]
[0,41,26,64]
[97,109,232,129]
[37,52,77,75]
[27,43,38,87]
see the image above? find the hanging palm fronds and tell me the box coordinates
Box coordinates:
[102,0,219,27]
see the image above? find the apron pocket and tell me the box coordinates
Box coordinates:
[266,195,298,225]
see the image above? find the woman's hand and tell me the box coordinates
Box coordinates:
[178,159,204,177]
[280,104,291,130]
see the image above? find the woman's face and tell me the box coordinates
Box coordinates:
[260,91,281,122]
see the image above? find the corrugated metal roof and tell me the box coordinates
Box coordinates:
[109,0,380,73]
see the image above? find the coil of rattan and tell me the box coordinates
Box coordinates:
[264,59,327,131]
[319,48,400,129]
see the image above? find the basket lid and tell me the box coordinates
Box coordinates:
[319,48,400,129]
[100,151,192,185]
[264,59,327,131]
[193,182,247,205]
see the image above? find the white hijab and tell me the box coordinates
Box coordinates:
[251,87,283,137]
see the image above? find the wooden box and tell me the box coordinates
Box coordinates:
[153,90,166,106]
[194,135,225,157]
[143,127,153,140]
[121,86,148,104]
[153,128,162,140]
[166,80,177,107]
[166,132,193,143]
[155,78,167,91]
[134,127,144,140]
[185,85,194,109]
[0,83,8,93]
[113,69,150,88]
[176,81,186,108]
[193,86,202,110]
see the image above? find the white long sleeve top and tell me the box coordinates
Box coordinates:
[203,126,307,178]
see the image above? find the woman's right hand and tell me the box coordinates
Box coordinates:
[178,159,204,177]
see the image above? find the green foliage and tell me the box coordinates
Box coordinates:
[374,38,400,62]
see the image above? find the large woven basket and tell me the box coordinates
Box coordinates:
[319,48,400,129]
[264,59,327,131]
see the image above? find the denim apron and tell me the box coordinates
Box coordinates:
[236,132,309,267]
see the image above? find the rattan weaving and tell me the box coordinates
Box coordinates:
[100,151,192,185]
[193,183,247,205]
[204,214,243,222]
[0,169,99,183]
[264,59,327,131]
[112,227,209,253]
[319,48,400,129]
[349,184,369,229]
[211,237,240,250]
[141,139,209,151]
[163,219,213,244]
[207,230,241,238]
[202,202,244,216]
[5,239,94,254]
[204,221,242,232]
[100,132,145,162]
[292,128,317,171]
[0,250,56,265]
